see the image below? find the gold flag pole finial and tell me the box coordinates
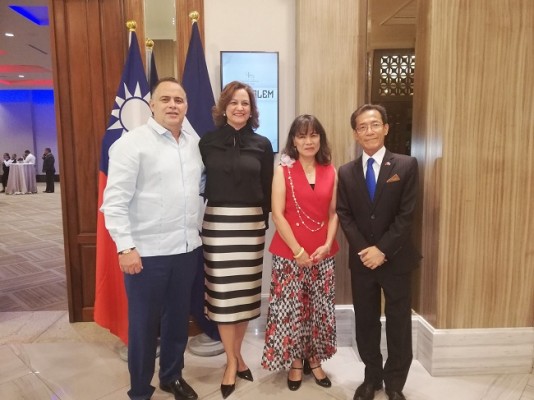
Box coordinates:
[146,38,154,49]
[126,20,136,32]
[189,11,199,23]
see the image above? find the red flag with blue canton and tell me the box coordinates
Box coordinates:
[94,31,151,344]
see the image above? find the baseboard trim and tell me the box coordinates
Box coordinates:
[416,316,534,376]
[252,298,534,376]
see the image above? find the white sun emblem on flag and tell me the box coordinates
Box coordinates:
[107,81,152,133]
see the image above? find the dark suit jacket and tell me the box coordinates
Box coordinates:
[337,149,421,275]
[42,153,55,173]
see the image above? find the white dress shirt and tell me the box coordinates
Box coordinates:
[100,117,205,256]
[362,146,386,182]
[23,153,36,164]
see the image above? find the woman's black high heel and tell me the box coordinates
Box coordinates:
[303,359,332,388]
[287,365,303,391]
[220,382,235,399]
[220,365,237,398]
[236,368,254,382]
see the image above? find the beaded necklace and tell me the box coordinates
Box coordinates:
[285,162,325,232]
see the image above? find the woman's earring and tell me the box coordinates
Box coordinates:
[223,113,226,117]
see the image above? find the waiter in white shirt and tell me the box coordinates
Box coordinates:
[23,150,36,164]
[101,77,202,400]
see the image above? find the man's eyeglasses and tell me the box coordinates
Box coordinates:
[355,122,384,134]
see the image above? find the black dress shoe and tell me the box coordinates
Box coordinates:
[287,366,303,391]
[303,360,332,388]
[386,390,406,400]
[236,368,253,382]
[353,381,383,400]
[160,378,198,400]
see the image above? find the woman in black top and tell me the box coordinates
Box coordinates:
[199,81,274,398]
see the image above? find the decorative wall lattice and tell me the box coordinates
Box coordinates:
[374,52,415,100]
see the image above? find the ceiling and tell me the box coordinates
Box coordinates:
[0,0,52,90]
[0,0,416,91]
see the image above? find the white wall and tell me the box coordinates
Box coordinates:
[204,0,296,293]
[0,90,58,175]
[0,92,34,165]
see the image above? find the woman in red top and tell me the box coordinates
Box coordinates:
[262,114,339,391]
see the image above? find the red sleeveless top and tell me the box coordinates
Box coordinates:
[269,160,339,259]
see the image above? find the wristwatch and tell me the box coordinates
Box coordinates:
[118,247,136,255]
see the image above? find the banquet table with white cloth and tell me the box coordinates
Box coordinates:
[5,163,37,194]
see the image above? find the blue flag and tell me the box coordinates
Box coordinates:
[181,21,220,342]
[182,21,215,137]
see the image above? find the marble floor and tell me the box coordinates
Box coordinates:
[1,183,533,399]
[0,311,532,400]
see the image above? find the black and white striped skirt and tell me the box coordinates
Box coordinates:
[202,205,266,324]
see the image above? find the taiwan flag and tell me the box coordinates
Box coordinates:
[94,30,152,344]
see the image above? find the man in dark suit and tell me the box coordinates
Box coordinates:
[42,148,56,193]
[337,104,421,400]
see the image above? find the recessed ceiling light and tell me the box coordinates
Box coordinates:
[5,33,15,37]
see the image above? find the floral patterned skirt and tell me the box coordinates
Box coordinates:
[261,255,337,371]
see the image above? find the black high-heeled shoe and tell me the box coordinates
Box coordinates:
[220,382,235,399]
[303,359,332,388]
[236,368,254,382]
[220,366,237,398]
[287,365,303,391]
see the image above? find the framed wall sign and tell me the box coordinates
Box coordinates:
[220,51,279,152]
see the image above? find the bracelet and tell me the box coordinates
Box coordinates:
[118,247,136,255]
[293,247,304,259]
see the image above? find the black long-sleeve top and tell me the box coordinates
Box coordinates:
[199,124,274,217]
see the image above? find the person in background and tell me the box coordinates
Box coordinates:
[1,153,13,192]
[42,148,56,193]
[101,77,202,400]
[337,104,421,400]
[199,81,274,399]
[262,114,338,391]
[23,150,36,164]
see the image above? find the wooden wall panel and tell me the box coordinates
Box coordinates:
[50,0,144,321]
[296,0,368,304]
[413,0,534,328]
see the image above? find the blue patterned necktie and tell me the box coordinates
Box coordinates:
[366,158,376,200]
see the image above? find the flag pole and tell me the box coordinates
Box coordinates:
[145,38,154,80]
[126,20,136,46]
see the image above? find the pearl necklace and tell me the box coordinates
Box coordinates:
[286,166,325,232]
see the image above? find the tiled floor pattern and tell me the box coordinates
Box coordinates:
[0,183,67,312]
